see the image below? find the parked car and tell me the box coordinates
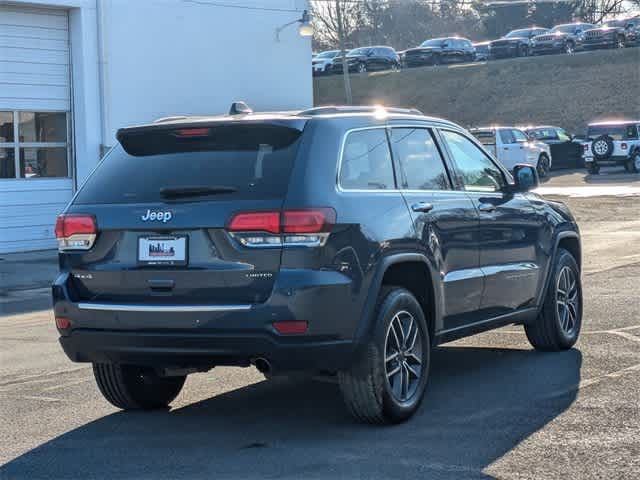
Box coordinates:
[524,126,584,169]
[53,104,583,424]
[332,46,401,74]
[403,37,475,67]
[470,126,552,177]
[581,17,640,50]
[530,23,595,55]
[312,49,340,76]
[473,41,490,61]
[581,120,640,174]
[489,27,549,58]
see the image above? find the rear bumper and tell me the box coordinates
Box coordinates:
[584,155,628,165]
[59,330,353,373]
[53,269,361,373]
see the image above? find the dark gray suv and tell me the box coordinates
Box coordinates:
[53,105,583,424]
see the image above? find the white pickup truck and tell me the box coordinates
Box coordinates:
[470,127,552,177]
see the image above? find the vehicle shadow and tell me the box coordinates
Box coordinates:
[1,346,582,479]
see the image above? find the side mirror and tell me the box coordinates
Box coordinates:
[513,164,539,192]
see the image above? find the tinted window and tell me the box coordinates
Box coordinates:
[390,128,450,190]
[499,129,515,144]
[75,125,302,204]
[528,128,557,140]
[512,129,529,142]
[421,39,445,47]
[340,129,395,190]
[441,130,505,192]
[557,129,571,141]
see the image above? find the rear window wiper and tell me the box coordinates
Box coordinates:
[160,185,238,198]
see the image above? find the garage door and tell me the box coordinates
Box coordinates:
[0,5,73,253]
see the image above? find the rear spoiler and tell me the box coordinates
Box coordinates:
[116,118,307,156]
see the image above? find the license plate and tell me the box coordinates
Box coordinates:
[138,236,187,265]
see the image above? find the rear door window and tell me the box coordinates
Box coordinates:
[74,124,303,204]
[339,129,396,190]
[389,128,451,190]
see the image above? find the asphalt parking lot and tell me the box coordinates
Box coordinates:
[1,168,639,480]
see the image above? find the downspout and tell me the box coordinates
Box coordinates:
[96,0,111,157]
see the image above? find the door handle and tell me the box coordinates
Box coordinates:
[411,202,434,213]
[478,203,496,213]
[503,147,509,150]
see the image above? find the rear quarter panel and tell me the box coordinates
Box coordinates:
[280,117,418,340]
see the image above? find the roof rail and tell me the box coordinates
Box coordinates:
[299,106,423,116]
[154,115,189,123]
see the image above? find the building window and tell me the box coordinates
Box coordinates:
[0,111,70,179]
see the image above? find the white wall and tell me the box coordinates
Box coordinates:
[99,0,313,148]
[0,0,311,253]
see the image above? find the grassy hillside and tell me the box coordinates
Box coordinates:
[314,48,640,135]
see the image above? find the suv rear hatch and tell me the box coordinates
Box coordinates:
[61,119,306,305]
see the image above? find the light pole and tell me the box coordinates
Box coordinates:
[335,0,353,105]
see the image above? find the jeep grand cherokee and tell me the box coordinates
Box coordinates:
[53,105,583,424]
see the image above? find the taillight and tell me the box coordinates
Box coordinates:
[172,127,210,137]
[227,211,281,234]
[282,209,335,233]
[227,209,335,248]
[55,214,97,251]
[583,144,589,152]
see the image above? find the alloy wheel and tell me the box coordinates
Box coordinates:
[593,140,609,156]
[384,310,423,402]
[634,154,640,172]
[556,266,579,335]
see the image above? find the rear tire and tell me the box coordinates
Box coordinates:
[625,153,640,173]
[93,363,186,410]
[338,287,431,424]
[525,248,582,351]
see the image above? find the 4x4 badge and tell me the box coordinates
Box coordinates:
[141,209,173,223]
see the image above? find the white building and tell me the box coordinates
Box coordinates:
[0,0,312,253]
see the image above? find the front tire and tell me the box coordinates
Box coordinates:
[93,363,186,410]
[338,288,431,424]
[525,248,582,351]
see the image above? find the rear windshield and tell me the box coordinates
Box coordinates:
[587,125,638,140]
[74,124,302,204]
[471,131,496,145]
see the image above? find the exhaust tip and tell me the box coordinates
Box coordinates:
[253,357,272,376]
